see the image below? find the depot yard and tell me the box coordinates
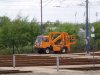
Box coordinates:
[0,51,100,75]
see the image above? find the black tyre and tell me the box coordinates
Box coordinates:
[45,48,50,54]
[61,47,67,54]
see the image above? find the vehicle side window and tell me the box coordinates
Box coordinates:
[43,38,49,42]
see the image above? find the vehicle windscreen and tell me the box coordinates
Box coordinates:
[35,37,42,43]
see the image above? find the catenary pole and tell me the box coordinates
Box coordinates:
[41,0,43,34]
[86,0,89,54]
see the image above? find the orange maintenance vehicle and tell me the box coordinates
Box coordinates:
[34,32,76,54]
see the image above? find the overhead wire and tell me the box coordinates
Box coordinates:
[42,0,100,8]
[0,0,100,7]
[43,0,55,7]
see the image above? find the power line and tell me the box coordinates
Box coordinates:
[0,0,100,7]
[42,0,100,8]
[43,0,54,7]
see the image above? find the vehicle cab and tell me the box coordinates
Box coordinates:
[34,35,50,49]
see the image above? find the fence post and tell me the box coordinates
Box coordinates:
[56,56,59,72]
[13,54,15,68]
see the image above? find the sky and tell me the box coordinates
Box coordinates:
[0,0,100,23]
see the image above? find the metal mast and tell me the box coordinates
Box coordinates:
[41,0,43,34]
[86,0,89,54]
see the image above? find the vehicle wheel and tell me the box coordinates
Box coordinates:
[61,47,67,54]
[45,48,50,54]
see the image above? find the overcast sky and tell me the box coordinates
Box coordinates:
[0,0,100,23]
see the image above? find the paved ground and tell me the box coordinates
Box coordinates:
[0,65,100,75]
[1,71,100,75]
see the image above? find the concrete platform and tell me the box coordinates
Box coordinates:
[1,64,100,75]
